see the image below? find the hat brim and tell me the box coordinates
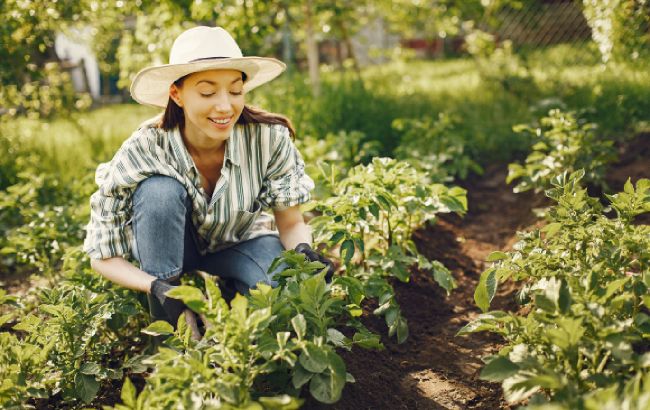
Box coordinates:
[130,57,286,108]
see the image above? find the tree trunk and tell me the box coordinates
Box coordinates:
[304,0,321,97]
[282,4,294,72]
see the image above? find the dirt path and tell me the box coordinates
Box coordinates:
[305,164,544,410]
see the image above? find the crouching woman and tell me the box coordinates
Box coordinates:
[83,26,332,327]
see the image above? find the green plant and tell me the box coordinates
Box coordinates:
[111,251,381,408]
[460,171,650,408]
[393,113,484,182]
[0,162,93,281]
[310,157,467,342]
[506,109,617,193]
[1,262,147,407]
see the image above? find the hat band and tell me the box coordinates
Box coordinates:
[189,56,228,62]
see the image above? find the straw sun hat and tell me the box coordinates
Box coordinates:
[130,26,286,108]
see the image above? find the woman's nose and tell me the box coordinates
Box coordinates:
[212,91,231,111]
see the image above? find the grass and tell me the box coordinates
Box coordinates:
[0,104,158,185]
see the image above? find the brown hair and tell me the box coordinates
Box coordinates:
[158,72,296,139]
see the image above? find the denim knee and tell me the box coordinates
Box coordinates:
[132,175,191,280]
[133,175,188,220]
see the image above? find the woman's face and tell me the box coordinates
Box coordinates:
[170,69,245,147]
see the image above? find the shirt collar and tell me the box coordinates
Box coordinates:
[169,125,240,175]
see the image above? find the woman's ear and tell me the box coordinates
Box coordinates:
[169,84,183,107]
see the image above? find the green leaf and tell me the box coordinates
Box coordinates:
[369,203,380,218]
[75,373,99,404]
[0,313,13,327]
[230,294,248,322]
[431,262,456,294]
[204,277,222,305]
[541,222,562,238]
[395,316,409,344]
[299,343,329,373]
[12,314,41,333]
[327,328,349,349]
[534,294,556,313]
[486,251,508,262]
[309,352,347,404]
[480,356,520,382]
[121,377,137,408]
[80,362,101,375]
[352,330,383,350]
[292,362,313,389]
[142,320,174,336]
[475,268,497,312]
[291,314,307,339]
[599,277,630,303]
[376,193,396,210]
[457,311,509,336]
[558,279,572,314]
[166,285,206,312]
[329,230,346,245]
[258,395,303,409]
[643,295,650,308]
[340,239,355,265]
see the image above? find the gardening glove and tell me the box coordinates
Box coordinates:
[150,278,191,328]
[295,243,335,282]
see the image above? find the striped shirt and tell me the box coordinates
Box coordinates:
[83,119,314,260]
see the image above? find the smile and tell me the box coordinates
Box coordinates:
[209,117,232,125]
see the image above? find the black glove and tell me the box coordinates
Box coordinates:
[295,243,335,282]
[150,278,188,327]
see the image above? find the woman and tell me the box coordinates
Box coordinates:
[84,26,332,327]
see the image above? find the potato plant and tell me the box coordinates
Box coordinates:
[0,164,93,282]
[460,171,650,408]
[393,113,484,182]
[111,251,381,409]
[310,157,467,343]
[506,109,617,193]
[0,253,148,408]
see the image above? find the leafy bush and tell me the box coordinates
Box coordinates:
[506,109,617,193]
[111,251,381,408]
[1,254,148,408]
[0,160,94,280]
[393,113,483,182]
[310,157,467,343]
[460,171,650,408]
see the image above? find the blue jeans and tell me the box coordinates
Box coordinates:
[132,175,283,318]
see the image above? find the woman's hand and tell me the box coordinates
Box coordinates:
[274,206,334,281]
[295,243,335,282]
[150,279,189,326]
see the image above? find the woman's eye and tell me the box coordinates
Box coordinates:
[200,93,214,97]
[230,91,243,95]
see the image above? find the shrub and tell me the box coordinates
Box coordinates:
[461,171,650,408]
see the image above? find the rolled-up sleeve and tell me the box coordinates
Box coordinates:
[258,125,315,210]
[83,162,135,260]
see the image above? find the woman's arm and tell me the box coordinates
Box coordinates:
[90,257,156,293]
[274,205,312,250]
